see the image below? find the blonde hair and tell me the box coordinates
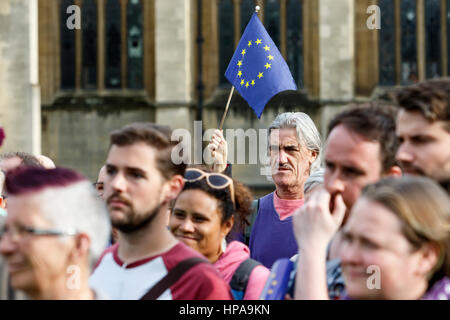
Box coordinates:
[362,176,450,286]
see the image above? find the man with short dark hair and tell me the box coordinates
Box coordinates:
[89,123,231,300]
[393,78,450,193]
[290,102,402,300]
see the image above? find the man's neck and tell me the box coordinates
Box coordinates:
[117,216,178,264]
[275,185,304,200]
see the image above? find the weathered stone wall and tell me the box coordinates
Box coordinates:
[41,97,154,181]
[1,0,372,195]
[319,0,355,101]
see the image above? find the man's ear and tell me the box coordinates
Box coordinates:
[163,175,185,202]
[385,165,403,177]
[220,216,234,239]
[70,233,91,262]
[309,150,318,165]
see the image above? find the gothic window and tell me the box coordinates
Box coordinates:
[60,0,76,89]
[401,0,418,84]
[425,0,442,78]
[82,0,98,89]
[287,0,303,87]
[378,0,396,85]
[447,0,450,76]
[58,0,148,93]
[127,0,143,89]
[265,0,280,47]
[219,0,235,85]
[374,0,447,87]
[105,0,121,88]
[241,0,254,35]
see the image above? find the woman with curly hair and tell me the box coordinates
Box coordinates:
[169,167,270,300]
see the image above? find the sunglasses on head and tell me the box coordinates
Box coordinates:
[184,168,235,207]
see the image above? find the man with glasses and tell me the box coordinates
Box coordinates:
[89,123,232,300]
[0,152,45,300]
[0,167,111,299]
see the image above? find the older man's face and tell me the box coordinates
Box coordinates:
[269,128,314,192]
[0,193,75,294]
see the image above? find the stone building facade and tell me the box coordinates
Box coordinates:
[0,0,447,196]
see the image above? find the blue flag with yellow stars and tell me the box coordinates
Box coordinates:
[225,12,297,118]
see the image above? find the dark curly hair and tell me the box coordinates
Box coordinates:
[180,166,253,234]
[390,78,450,131]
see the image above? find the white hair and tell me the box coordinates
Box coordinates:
[304,169,324,194]
[37,181,111,269]
[268,112,323,173]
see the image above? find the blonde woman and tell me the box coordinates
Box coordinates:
[294,175,450,300]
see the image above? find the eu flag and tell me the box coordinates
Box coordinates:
[225,13,297,118]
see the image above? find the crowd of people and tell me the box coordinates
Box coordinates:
[0,78,449,300]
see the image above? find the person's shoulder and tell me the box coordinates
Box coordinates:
[177,262,232,300]
[92,243,118,271]
[260,192,275,202]
[166,243,232,300]
[161,241,205,268]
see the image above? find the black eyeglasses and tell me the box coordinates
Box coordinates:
[0,224,77,241]
[184,168,235,207]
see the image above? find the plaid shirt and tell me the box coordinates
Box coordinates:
[326,258,346,300]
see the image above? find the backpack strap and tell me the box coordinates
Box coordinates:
[229,258,261,300]
[140,257,207,300]
[244,199,260,246]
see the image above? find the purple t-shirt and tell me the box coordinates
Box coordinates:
[249,192,299,269]
[422,277,450,300]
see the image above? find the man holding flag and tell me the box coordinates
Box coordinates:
[209,8,322,269]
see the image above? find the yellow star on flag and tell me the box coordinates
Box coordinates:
[258,72,263,79]
[241,49,246,56]
[255,39,262,45]
[248,41,252,47]
[251,80,255,86]
[245,81,249,88]
[237,70,242,77]
[237,60,242,67]
[268,55,274,61]
[240,79,245,86]
[264,63,271,69]
[263,45,270,51]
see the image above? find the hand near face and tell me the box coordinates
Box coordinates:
[293,186,346,251]
[207,130,228,173]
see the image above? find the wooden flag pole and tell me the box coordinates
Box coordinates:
[218,86,235,130]
[218,6,260,131]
